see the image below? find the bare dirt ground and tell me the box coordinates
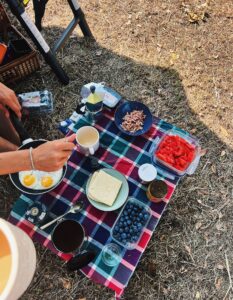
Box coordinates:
[0,0,233,299]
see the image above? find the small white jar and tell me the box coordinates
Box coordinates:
[138,163,157,184]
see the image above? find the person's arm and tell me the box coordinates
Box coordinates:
[0,83,21,118]
[0,134,76,175]
[0,136,18,152]
[0,150,31,175]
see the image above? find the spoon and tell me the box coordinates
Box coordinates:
[40,201,83,230]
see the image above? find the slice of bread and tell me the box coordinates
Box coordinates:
[88,170,122,206]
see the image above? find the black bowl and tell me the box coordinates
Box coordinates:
[114,101,153,136]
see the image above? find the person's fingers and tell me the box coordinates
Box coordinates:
[59,152,72,162]
[53,134,76,151]
[61,142,75,151]
[60,133,76,143]
[15,107,22,119]
[60,158,69,166]
[0,104,9,118]
[56,141,75,151]
[11,107,21,119]
[7,97,21,119]
[11,94,20,108]
[57,158,69,169]
[67,133,76,142]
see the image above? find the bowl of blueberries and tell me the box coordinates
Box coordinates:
[111,197,151,250]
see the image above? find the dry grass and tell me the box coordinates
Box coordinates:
[0,0,233,299]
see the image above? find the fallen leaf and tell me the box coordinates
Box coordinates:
[60,278,71,290]
[200,148,207,156]
[182,1,209,23]
[95,50,102,56]
[78,298,86,300]
[190,128,197,134]
[220,126,229,137]
[135,12,142,20]
[188,11,205,23]
[157,46,162,53]
[211,165,217,174]
[215,277,223,290]
[148,262,157,275]
[195,221,202,230]
[195,291,201,299]
[220,150,226,157]
[188,12,199,22]
[204,232,209,243]
[218,212,223,219]
[179,266,187,273]
[218,244,224,251]
[160,235,166,241]
[163,288,169,295]
[184,244,192,255]
[170,52,179,65]
[216,222,223,231]
[216,264,224,270]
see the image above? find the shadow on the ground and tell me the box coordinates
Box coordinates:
[1,25,232,300]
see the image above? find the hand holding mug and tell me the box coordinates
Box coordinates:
[76,126,99,156]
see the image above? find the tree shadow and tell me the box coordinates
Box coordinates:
[1,25,233,300]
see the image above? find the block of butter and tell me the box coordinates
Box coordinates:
[88,170,122,206]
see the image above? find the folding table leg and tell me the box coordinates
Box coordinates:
[53,0,94,53]
[68,0,93,37]
[6,0,70,84]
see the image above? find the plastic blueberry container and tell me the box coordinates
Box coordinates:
[150,128,201,177]
[111,197,151,250]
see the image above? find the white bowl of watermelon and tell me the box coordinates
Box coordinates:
[151,129,201,176]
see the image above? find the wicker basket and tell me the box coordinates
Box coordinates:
[0,3,40,85]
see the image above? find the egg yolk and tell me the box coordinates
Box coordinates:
[41,176,53,188]
[23,174,36,187]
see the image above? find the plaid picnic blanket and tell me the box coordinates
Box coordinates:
[8,107,183,299]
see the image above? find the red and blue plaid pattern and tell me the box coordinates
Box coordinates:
[8,108,183,299]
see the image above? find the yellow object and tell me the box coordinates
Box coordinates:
[41,176,54,188]
[88,170,122,206]
[23,0,30,6]
[23,174,36,187]
[0,230,12,295]
[87,89,102,104]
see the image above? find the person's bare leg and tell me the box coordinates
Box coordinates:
[0,111,20,152]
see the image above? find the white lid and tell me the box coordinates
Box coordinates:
[138,164,157,181]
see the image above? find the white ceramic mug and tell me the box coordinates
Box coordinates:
[0,218,37,300]
[76,126,99,156]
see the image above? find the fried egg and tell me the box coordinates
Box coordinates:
[41,175,54,188]
[19,171,38,188]
[19,169,63,190]
[40,169,63,190]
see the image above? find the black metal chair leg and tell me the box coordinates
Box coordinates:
[6,0,69,84]
[5,0,94,85]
